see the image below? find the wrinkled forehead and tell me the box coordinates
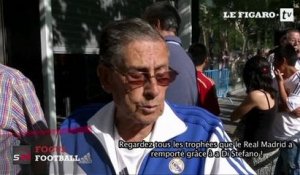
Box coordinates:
[121,39,169,67]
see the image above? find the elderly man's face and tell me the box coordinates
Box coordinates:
[287,31,300,50]
[108,40,170,126]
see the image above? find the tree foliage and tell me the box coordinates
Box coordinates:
[198,0,296,56]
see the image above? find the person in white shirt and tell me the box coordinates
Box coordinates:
[273,44,300,175]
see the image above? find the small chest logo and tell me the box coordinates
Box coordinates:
[169,158,184,174]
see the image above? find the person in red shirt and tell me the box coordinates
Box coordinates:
[188,43,220,115]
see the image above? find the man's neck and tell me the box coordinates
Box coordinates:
[115,120,154,142]
[196,65,205,72]
[159,30,176,37]
[284,66,298,79]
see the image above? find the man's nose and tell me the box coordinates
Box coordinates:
[143,77,160,99]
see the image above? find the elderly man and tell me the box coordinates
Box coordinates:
[285,29,300,70]
[50,18,254,175]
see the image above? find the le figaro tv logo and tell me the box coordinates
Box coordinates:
[223,8,294,22]
[280,8,294,22]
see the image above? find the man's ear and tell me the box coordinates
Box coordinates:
[97,64,112,94]
[155,19,161,31]
[204,57,209,65]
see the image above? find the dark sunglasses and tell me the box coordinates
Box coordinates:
[103,62,178,89]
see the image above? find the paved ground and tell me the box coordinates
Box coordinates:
[218,89,246,137]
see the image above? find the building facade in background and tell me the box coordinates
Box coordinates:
[0,0,192,129]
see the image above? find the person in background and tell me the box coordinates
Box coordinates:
[50,18,255,175]
[272,44,300,175]
[143,1,198,106]
[256,48,270,58]
[188,43,220,115]
[231,56,278,174]
[267,30,299,103]
[221,50,230,69]
[0,64,52,174]
[280,29,300,117]
[285,29,300,70]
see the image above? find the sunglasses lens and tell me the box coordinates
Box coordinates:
[156,70,177,86]
[128,80,145,86]
[126,72,145,88]
[125,69,177,89]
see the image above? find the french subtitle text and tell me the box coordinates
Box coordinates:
[118,140,293,159]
